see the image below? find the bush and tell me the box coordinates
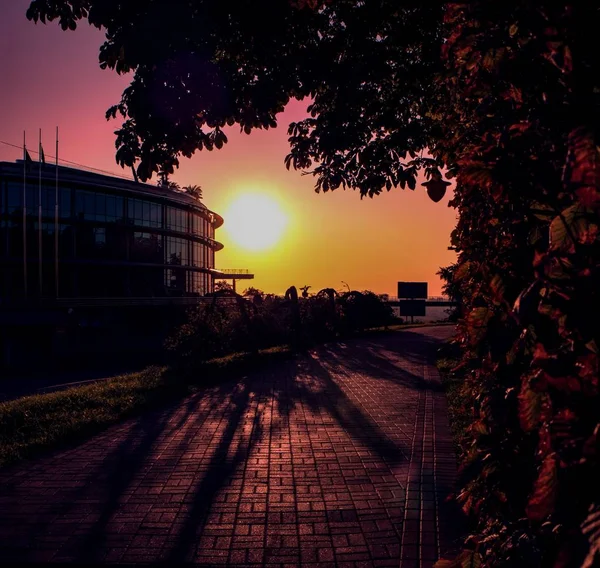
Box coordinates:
[167,287,397,366]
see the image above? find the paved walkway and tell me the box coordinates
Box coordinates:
[0,326,462,567]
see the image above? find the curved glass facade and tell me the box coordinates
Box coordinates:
[0,161,223,302]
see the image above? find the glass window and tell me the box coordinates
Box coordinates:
[134,199,143,222]
[58,223,72,258]
[26,186,39,216]
[115,196,124,222]
[94,227,106,247]
[75,190,97,220]
[7,182,22,214]
[131,231,163,263]
[41,186,53,217]
[60,187,71,218]
[84,192,95,220]
[166,207,187,232]
[95,193,106,218]
[105,195,115,221]
[126,198,160,228]
[150,202,161,228]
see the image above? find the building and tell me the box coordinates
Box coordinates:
[0,160,226,302]
[0,160,252,369]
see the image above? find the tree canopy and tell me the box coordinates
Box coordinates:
[26,0,444,193]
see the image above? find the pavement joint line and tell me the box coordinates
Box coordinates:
[0,326,461,567]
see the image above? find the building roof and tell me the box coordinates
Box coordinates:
[0,160,224,228]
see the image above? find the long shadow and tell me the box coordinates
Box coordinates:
[272,354,410,467]
[165,380,266,563]
[74,381,240,562]
[71,396,210,562]
[0,328,454,563]
[0,402,182,562]
[322,331,449,392]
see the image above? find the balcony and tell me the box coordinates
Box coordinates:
[210,268,254,280]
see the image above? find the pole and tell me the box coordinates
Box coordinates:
[22,131,27,298]
[55,126,59,298]
[38,128,43,297]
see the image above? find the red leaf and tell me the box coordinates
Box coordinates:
[526,453,558,522]
[519,378,549,432]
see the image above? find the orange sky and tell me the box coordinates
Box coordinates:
[1,1,457,296]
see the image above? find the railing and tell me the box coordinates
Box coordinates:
[215,269,251,275]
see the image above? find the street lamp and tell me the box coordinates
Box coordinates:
[341,281,350,292]
[422,176,451,203]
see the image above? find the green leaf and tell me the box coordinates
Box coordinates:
[549,204,584,253]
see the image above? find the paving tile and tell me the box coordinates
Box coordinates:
[0,327,462,566]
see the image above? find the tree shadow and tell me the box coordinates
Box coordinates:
[319,333,446,393]
[165,380,266,563]
[0,328,457,563]
[270,352,410,467]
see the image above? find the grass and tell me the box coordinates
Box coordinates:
[436,339,471,456]
[0,346,292,469]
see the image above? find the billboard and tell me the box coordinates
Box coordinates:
[398,282,428,299]
[399,299,426,317]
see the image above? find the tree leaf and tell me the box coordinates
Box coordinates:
[549,205,585,253]
[526,453,558,522]
[581,504,600,568]
[518,379,548,432]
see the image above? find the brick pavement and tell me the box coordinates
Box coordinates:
[0,326,462,566]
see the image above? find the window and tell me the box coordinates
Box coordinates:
[166,207,187,233]
[75,190,96,221]
[192,214,207,237]
[128,198,162,228]
[94,227,106,248]
[105,195,124,222]
[165,267,186,293]
[150,202,161,228]
[6,182,22,214]
[187,271,207,296]
[131,231,163,263]
[165,236,189,266]
[60,187,71,218]
[192,242,208,267]
[58,223,72,259]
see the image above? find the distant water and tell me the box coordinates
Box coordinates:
[392,306,453,323]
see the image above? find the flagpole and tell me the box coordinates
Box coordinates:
[38,128,43,297]
[55,126,59,298]
[23,131,28,298]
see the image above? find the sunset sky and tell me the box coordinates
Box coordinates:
[1,1,457,296]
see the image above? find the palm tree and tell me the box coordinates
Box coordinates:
[157,171,180,191]
[183,184,203,200]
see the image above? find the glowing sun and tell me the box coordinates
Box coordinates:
[224,193,288,251]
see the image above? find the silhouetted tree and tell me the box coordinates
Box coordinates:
[157,171,180,191]
[242,287,264,297]
[437,263,461,322]
[183,184,203,200]
[26,1,443,190]
[213,280,233,293]
[300,285,311,299]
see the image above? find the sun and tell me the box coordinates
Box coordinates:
[224,193,288,251]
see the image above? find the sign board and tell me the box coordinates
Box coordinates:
[398,281,428,299]
[399,299,426,317]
